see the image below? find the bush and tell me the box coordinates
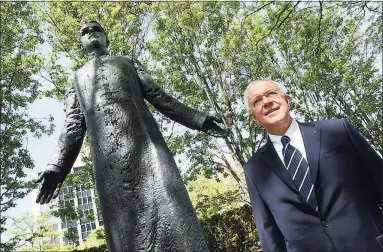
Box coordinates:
[200,204,261,252]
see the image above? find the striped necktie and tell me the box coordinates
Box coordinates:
[281,136,318,211]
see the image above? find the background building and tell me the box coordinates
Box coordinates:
[31,166,103,245]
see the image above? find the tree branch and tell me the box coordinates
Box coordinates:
[240,1,275,31]
[316,1,323,56]
[254,1,300,50]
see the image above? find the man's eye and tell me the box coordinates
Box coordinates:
[268,91,278,96]
[253,98,262,106]
[81,30,88,36]
[94,27,101,32]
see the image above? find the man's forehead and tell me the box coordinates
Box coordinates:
[248,81,279,95]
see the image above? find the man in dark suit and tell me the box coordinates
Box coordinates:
[243,80,383,252]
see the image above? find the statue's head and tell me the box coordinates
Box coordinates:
[79,21,110,54]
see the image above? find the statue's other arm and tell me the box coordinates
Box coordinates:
[132,58,207,130]
[50,76,87,171]
[35,76,87,204]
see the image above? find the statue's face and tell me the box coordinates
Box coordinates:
[80,22,107,53]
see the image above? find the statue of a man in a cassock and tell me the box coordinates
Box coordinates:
[35,21,228,252]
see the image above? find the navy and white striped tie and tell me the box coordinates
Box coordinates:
[281,136,318,211]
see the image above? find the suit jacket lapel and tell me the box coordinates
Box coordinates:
[261,139,299,193]
[298,122,321,185]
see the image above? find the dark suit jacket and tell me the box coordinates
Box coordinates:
[243,119,383,252]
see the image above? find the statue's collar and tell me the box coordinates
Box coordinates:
[88,51,109,60]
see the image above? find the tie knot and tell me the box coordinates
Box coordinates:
[281,135,290,146]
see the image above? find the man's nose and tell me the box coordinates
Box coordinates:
[262,95,273,106]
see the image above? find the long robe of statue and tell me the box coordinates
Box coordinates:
[50,55,210,251]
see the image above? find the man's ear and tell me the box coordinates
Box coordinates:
[285,95,291,106]
[249,114,258,123]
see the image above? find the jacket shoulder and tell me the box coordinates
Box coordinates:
[305,119,349,142]
[244,143,267,170]
[311,118,345,127]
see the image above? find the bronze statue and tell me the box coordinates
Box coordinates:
[34,21,227,252]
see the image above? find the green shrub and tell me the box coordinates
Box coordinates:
[200,204,261,252]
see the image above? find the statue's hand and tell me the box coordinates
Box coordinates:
[34,165,69,204]
[201,115,229,137]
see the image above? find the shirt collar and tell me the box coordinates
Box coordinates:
[269,119,299,145]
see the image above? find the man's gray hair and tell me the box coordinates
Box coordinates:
[243,80,288,112]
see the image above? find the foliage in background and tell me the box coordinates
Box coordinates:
[73,228,107,252]
[4,212,75,252]
[187,173,247,219]
[269,2,382,153]
[0,2,54,250]
[200,204,261,252]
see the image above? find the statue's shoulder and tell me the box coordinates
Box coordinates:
[122,55,135,64]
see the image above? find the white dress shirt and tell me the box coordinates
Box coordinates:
[268,119,308,166]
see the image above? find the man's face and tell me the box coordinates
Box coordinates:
[247,81,291,128]
[79,22,107,53]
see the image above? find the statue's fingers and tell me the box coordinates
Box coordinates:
[40,190,50,204]
[52,183,62,199]
[36,187,46,203]
[45,188,55,204]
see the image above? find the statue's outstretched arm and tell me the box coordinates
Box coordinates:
[132,58,228,137]
[35,76,86,204]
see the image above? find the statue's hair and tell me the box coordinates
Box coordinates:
[243,80,288,112]
[78,20,110,48]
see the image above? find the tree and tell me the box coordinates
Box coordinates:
[73,228,107,252]
[186,174,260,251]
[4,212,75,252]
[266,1,382,153]
[0,2,54,249]
[200,205,261,252]
[187,173,245,219]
